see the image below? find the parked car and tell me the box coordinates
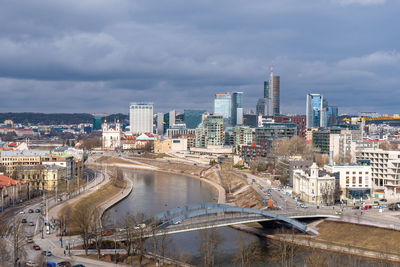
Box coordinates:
[35,209,41,213]
[380,198,388,202]
[29,222,35,226]
[33,245,41,250]
[352,206,361,210]
[46,262,57,267]
[42,251,52,256]
[28,209,34,213]
[27,237,34,243]
[19,210,25,214]
[22,218,27,223]
[102,231,113,236]
[57,261,72,267]
[25,260,39,267]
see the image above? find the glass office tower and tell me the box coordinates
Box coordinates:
[184,109,206,129]
[306,94,323,128]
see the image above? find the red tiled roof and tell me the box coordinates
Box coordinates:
[8,142,18,147]
[0,174,26,188]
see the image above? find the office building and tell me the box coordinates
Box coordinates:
[169,110,176,128]
[232,92,243,125]
[129,103,154,134]
[92,116,102,131]
[214,92,244,126]
[156,112,164,135]
[256,98,269,116]
[327,105,338,127]
[306,94,324,129]
[274,115,307,138]
[255,123,297,145]
[214,93,232,124]
[184,109,206,129]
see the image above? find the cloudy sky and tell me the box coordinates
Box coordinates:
[0,0,399,115]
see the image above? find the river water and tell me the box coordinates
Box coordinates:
[103,169,390,267]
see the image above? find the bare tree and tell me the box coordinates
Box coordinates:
[73,203,92,255]
[0,214,11,266]
[8,216,27,267]
[91,207,104,259]
[198,227,223,267]
[320,183,334,205]
[233,233,263,267]
[268,229,299,267]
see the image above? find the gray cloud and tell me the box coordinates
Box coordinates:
[0,0,398,115]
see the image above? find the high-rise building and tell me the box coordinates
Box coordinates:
[260,67,280,116]
[156,112,164,135]
[327,105,339,127]
[256,98,269,116]
[269,72,280,116]
[184,109,206,129]
[92,116,102,131]
[231,92,243,125]
[214,93,232,124]
[169,110,176,128]
[129,103,153,134]
[214,92,243,126]
[306,94,324,129]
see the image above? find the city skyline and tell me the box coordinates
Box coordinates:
[0,1,399,114]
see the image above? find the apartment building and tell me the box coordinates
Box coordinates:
[357,149,400,198]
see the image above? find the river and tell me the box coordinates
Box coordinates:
[102,169,391,266]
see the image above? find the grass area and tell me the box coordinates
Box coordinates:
[58,177,126,233]
[304,221,400,255]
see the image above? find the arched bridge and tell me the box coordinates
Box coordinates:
[147,203,327,236]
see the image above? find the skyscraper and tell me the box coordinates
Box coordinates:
[214,93,232,124]
[156,112,164,135]
[269,70,280,116]
[259,66,280,116]
[129,102,154,134]
[231,92,243,125]
[306,94,325,129]
[327,105,338,127]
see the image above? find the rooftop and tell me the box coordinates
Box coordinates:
[1,150,49,157]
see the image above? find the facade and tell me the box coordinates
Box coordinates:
[255,123,297,145]
[92,116,102,131]
[274,115,307,138]
[270,73,280,116]
[325,164,372,200]
[184,109,206,129]
[154,137,188,153]
[169,110,176,128]
[195,114,224,148]
[214,93,232,124]
[156,112,164,135]
[102,121,122,149]
[256,98,269,116]
[166,126,196,138]
[293,163,336,204]
[232,126,253,151]
[42,153,74,181]
[357,149,400,198]
[0,174,28,210]
[129,102,154,134]
[275,157,313,186]
[0,150,48,175]
[327,105,338,127]
[306,94,323,129]
[231,92,243,125]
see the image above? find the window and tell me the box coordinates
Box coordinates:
[359,177,362,184]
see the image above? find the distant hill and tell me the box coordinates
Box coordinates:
[0,113,128,125]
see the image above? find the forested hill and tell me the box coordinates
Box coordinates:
[0,113,128,125]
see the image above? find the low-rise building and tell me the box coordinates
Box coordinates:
[325,164,372,200]
[293,163,336,204]
[0,150,49,175]
[0,173,28,210]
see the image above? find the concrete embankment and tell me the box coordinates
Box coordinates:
[97,175,134,227]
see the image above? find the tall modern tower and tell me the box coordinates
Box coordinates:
[306,94,324,129]
[269,68,280,116]
[231,92,243,125]
[129,102,154,134]
[214,93,232,125]
[261,66,280,116]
